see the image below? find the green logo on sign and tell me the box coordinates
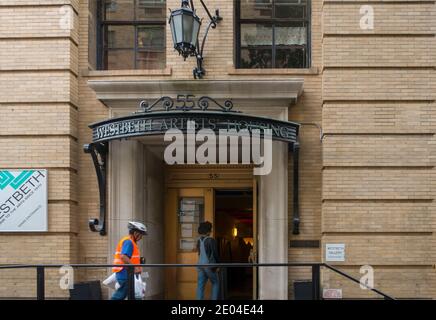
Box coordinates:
[0,170,35,190]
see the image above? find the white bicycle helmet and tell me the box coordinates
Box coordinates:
[128,221,147,235]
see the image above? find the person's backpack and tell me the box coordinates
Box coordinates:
[198,236,217,271]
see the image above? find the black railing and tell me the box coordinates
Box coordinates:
[0,263,395,300]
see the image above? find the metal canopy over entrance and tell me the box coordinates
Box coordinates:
[84,100,301,237]
[90,111,300,145]
[85,79,304,299]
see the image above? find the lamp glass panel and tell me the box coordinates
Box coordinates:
[182,13,194,44]
[191,18,200,47]
[172,13,183,44]
[170,16,176,45]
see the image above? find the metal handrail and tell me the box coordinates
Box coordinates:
[0,262,395,300]
[0,263,323,269]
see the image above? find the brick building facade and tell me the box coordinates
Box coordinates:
[0,0,435,299]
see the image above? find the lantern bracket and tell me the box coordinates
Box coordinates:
[194,0,222,79]
[171,0,222,79]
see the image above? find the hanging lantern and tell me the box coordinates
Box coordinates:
[168,0,222,78]
[169,0,201,60]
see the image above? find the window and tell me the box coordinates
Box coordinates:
[89,0,98,69]
[236,0,310,69]
[99,0,166,70]
[137,0,165,8]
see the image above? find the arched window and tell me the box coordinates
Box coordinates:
[235,0,311,69]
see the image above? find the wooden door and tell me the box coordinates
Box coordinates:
[164,187,214,299]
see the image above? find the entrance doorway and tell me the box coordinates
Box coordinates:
[163,165,257,300]
[215,189,254,300]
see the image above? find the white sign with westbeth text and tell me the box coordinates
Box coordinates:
[325,243,345,262]
[0,170,48,232]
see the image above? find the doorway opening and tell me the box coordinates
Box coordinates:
[215,189,254,300]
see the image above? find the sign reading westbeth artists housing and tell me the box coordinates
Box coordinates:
[91,112,299,144]
[0,170,48,232]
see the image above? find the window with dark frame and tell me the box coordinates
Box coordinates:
[236,0,310,69]
[99,0,166,70]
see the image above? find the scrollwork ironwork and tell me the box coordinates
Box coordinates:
[139,96,174,112]
[137,95,236,113]
[198,96,233,112]
[83,142,108,236]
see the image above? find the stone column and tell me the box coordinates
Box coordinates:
[108,140,144,261]
[258,140,288,299]
[108,141,166,298]
[141,147,165,299]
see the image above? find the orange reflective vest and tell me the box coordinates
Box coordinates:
[112,236,141,273]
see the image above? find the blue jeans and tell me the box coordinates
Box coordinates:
[111,279,128,300]
[111,278,140,300]
[196,268,219,300]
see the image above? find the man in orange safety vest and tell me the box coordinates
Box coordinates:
[111,221,147,300]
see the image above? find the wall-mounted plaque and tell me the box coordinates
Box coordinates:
[178,197,204,251]
[0,170,48,232]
